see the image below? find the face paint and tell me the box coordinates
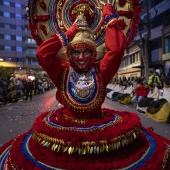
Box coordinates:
[69,46,96,72]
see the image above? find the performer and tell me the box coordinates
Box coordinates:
[0,1,170,170]
[36,3,124,120]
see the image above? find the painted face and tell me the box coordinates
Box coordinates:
[69,46,95,72]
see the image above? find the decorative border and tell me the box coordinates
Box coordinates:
[20,130,156,170]
[43,111,121,132]
[31,127,142,155]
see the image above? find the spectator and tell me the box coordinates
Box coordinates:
[146,81,170,122]
[131,81,150,107]
[118,82,133,105]
[136,83,160,113]
[148,71,155,85]
[24,80,34,101]
[153,72,162,89]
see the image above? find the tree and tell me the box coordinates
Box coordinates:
[136,0,158,80]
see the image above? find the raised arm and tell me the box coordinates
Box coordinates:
[100,4,125,86]
[36,25,78,86]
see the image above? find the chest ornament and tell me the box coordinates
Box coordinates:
[61,67,104,113]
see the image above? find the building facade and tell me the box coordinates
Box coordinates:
[118,0,170,78]
[0,0,40,77]
[0,0,170,79]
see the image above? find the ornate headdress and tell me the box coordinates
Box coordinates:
[27,0,142,62]
[67,13,96,54]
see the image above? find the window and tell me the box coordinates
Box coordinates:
[4,24,10,29]
[15,3,21,9]
[16,58,23,62]
[16,47,22,52]
[4,12,10,18]
[27,38,36,44]
[16,36,22,41]
[3,1,10,6]
[26,48,36,54]
[164,35,170,53]
[4,35,11,40]
[5,46,11,51]
[16,14,22,20]
[16,26,22,30]
[28,58,31,64]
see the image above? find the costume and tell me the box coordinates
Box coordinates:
[0,0,170,169]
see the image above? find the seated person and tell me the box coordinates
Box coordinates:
[146,81,170,122]
[131,81,150,107]
[136,83,160,113]
[118,82,134,105]
[106,82,115,94]
[106,80,123,99]
[111,81,124,101]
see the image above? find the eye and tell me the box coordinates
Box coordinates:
[71,50,80,57]
[83,49,92,57]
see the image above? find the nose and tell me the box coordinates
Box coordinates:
[78,53,84,60]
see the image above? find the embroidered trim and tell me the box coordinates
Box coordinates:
[106,18,117,27]
[31,127,142,155]
[56,32,69,46]
[44,113,121,132]
[104,13,119,24]
[61,68,104,113]
[63,113,87,124]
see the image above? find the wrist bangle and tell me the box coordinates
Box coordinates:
[104,13,119,24]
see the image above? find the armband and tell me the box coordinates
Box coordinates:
[56,32,69,47]
[104,13,119,24]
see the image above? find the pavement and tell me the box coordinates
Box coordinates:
[0,89,169,145]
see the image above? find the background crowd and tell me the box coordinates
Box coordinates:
[106,71,170,123]
[0,76,55,106]
[1,71,170,123]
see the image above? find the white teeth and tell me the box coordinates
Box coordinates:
[79,61,85,64]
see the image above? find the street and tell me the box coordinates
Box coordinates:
[0,89,169,145]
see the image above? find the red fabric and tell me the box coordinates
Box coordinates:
[135,86,150,97]
[102,4,115,18]
[65,24,79,41]
[36,4,125,106]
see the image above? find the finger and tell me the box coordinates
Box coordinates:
[98,0,106,6]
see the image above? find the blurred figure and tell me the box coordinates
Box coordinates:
[24,80,34,101]
[136,83,160,113]
[148,71,155,85]
[153,72,162,89]
[131,81,150,107]
[146,81,170,122]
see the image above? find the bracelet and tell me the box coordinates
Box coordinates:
[104,13,119,24]
[56,32,69,46]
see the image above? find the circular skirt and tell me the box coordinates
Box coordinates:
[0,108,170,170]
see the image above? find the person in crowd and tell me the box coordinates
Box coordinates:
[148,71,155,85]
[6,78,18,103]
[153,72,162,89]
[131,81,150,107]
[145,81,170,122]
[118,82,134,105]
[111,81,124,101]
[16,78,24,100]
[24,79,34,101]
[136,83,160,113]
[106,80,123,99]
